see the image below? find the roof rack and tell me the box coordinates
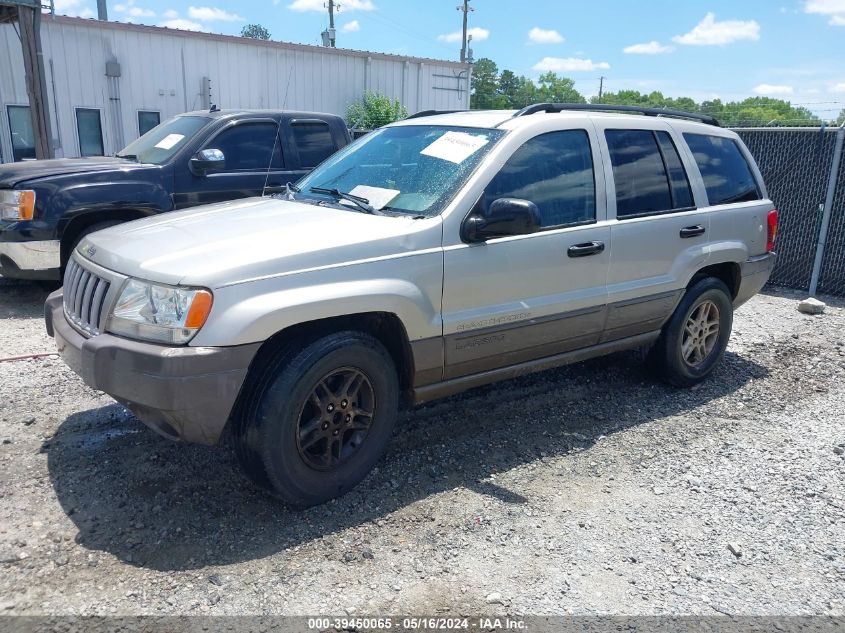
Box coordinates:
[512,103,720,127]
[405,109,468,120]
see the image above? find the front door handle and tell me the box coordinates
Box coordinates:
[567,241,605,258]
[680,225,706,238]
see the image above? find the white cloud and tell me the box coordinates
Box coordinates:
[528,27,564,44]
[288,0,375,11]
[532,57,610,72]
[52,0,96,18]
[805,0,845,23]
[832,82,845,92]
[623,40,674,54]
[115,1,155,18]
[158,17,208,31]
[437,26,489,43]
[342,20,360,32]
[163,9,178,18]
[188,6,243,21]
[673,12,760,45]
[754,84,795,95]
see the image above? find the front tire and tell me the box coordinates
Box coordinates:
[234,331,399,507]
[650,277,733,387]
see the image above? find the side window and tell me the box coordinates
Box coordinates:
[605,129,686,218]
[483,130,596,228]
[208,123,282,171]
[655,131,694,210]
[291,121,337,168]
[683,133,761,205]
[76,108,104,157]
[7,105,36,162]
[137,111,161,137]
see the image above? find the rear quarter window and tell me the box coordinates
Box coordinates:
[683,133,761,206]
[292,121,337,168]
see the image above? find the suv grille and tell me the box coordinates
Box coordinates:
[63,258,111,336]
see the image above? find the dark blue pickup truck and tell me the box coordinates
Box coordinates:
[0,109,350,280]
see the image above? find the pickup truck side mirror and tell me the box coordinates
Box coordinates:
[462,198,542,243]
[190,148,225,175]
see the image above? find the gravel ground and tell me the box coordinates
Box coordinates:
[0,277,844,617]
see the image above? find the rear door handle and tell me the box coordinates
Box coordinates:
[680,225,706,238]
[567,241,605,258]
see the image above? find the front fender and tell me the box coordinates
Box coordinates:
[192,273,443,348]
[55,180,172,234]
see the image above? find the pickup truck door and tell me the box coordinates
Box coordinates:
[172,118,301,208]
[441,128,611,379]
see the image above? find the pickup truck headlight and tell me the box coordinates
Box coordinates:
[107,279,213,344]
[0,189,36,221]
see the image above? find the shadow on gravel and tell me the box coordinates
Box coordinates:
[0,278,56,319]
[46,349,768,572]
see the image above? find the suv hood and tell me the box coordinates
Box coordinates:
[80,196,436,287]
[0,157,147,188]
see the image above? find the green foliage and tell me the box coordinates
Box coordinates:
[594,91,820,127]
[835,108,845,126]
[241,24,271,40]
[537,72,586,104]
[346,91,409,130]
[469,57,824,127]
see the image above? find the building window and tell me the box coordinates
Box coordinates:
[7,105,36,162]
[76,108,104,156]
[137,111,161,137]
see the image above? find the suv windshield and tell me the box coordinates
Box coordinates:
[296,125,505,217]
[117,115,209,165]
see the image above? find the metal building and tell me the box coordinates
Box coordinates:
[0,15,472,163]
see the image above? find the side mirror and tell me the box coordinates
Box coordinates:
[190,148,225,175]
[462,198,541,242]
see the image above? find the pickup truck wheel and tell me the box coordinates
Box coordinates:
[650,277,733,387]
[235,331,399,507]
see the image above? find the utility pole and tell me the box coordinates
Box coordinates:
[598,76,606,102]
[17,4,54,159]
[327,0,336,47]
[457,0,473,63]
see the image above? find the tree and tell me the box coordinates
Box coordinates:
[346,91,408,129]
[834,108,845,126]
[536,72,586,104]
[470,58,500,110]
[241,24,270,40]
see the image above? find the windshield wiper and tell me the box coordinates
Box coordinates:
[310,187,379,215]
[115,153,137,161]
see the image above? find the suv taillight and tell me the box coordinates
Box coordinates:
[767,209,778,253]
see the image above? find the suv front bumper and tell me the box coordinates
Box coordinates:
[45,290,261,445]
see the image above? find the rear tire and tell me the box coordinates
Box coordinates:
[233,331,399,507]
[649,277,733,387]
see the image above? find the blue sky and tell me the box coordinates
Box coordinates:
[53,0,845,118]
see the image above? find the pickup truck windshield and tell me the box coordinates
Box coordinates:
[296,125,505,217]
[117,115,209,165]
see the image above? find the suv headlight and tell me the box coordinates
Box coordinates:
[0,190,36,221]
[107,279,213,344]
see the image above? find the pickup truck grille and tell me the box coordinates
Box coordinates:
[63,257,111,336]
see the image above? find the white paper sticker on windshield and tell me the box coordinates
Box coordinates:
[349,185,401,210]
[420,131,489,164]
[154,133,185,150]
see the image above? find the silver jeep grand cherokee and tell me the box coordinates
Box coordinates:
[45,104,777,506]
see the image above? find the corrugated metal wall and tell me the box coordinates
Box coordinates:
[0,16,471,162]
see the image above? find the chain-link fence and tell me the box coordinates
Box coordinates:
[735,127,845,296]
